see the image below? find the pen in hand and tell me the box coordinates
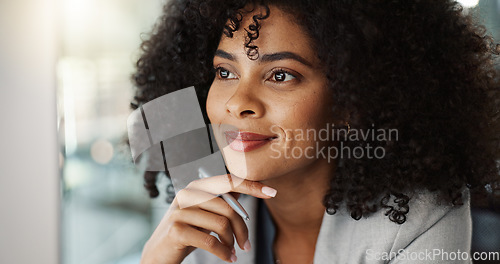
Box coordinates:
[198,167,250,221]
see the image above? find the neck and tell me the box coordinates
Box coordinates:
[261,158,334,242]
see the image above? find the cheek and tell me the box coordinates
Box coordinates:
[287,92,332,129]
[206,85,224,122]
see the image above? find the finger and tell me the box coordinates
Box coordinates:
[232,178,277,198]
[172,223,237,263]
[187,174,277,199]
[171,208,236,249]
[195,195,250,252]
[176,187,219,209]
[178,191,250,251]
[175,184,253,251]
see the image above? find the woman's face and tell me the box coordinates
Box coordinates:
[207,5,335,181]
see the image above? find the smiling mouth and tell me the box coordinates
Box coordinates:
[224,131,278,152]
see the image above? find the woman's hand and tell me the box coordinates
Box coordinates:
[140,174,277,264]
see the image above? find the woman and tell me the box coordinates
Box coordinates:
[131,0,500,263]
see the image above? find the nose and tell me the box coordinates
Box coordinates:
[225,83,265,119]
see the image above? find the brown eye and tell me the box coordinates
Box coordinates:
[275,72,286,81]
[272,70,296,82]
[220,69,229,78]
[216,67,237,79]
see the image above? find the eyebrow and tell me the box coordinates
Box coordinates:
[214,49,313,67]
[214,49,235,61]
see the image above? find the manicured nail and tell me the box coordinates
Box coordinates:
[243,240,252,252]
[230,254,237,262]
[262,186,277,197]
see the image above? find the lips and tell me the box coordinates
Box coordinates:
[224,131,278,152]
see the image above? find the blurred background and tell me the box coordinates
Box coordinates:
[0,0,498,264]
[56,0,166,263]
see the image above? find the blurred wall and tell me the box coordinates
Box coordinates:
[0,0,60,263]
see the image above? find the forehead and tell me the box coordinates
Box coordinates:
[217,5,316,60]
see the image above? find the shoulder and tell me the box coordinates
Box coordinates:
[387,188,472,263]
[391,188,471,250]
[314,188,472,263]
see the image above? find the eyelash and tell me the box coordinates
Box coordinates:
[214,66,299,84]
[214,67,237,80]
[269,68,297,83]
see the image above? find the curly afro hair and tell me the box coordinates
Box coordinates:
[131,0,500,224]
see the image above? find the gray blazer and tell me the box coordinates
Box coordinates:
[182,189,471,264]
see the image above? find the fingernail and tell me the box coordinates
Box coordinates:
[243,240,252,252]
[262,186,277,197]
[230,253,237,262]
[231,247,235,254]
